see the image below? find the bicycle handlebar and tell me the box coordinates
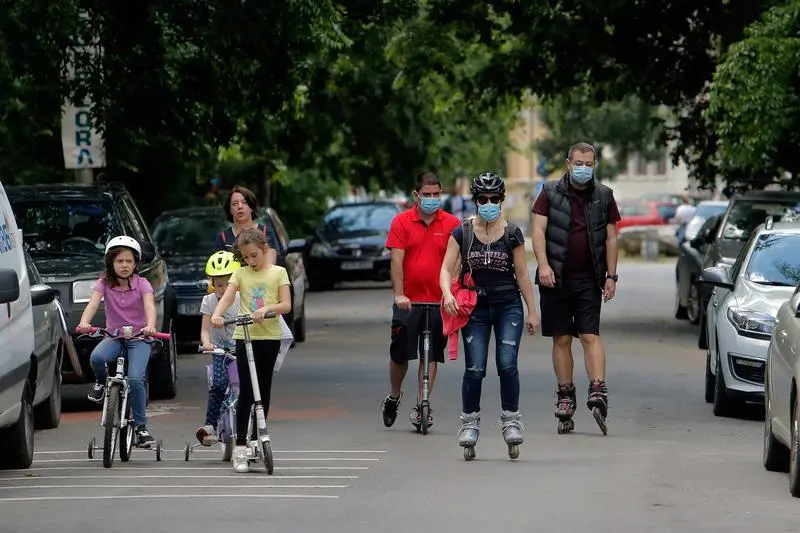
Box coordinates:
[198,346,236,359]
[75,326,172,341]
[222,312,277,327]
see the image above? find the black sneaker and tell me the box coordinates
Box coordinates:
[136,426,155,448]
[380,392,402,428]
[87,382,104,403]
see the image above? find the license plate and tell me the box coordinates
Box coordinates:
[178,302,202,316]
[341,261,373,271]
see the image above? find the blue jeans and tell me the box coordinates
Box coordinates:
[461,297,524,414]
[205,354,232,427]
[90,338,152,427]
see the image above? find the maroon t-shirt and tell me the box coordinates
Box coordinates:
[532,184,621,280]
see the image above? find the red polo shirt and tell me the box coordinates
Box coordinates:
[385,206,460,302]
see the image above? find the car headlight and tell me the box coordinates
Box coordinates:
[727,307,775,337]
[72,280,96,304]
[310,243,334,257]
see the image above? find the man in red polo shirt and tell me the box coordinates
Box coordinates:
[381,171,460,430]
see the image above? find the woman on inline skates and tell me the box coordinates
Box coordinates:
[211,228,291,473]
[195,250,242,446]
[78,236,160,448]
[440,172,539,460]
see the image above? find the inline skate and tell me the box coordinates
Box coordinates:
[554,383,576,434]
[500,410,524,460]
[458,412,480,461]
[587,379,608,435]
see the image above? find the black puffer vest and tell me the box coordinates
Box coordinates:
[541,173,613,288]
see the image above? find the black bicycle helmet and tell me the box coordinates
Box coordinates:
[470,172,506,197]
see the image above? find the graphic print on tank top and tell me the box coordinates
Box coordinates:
[466,240,512,274]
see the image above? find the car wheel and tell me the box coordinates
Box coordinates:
[790,394,800,497]
[763,373,790,472]
[0,380,34,469]
[687,281,701,324]
[713,353,734,417]
[704,350,714,404]
[34,345,63,430]
[150,320,177,400]
[674,282,688,320]
[698,311,708,350]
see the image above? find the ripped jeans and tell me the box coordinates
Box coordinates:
[461,297,524,414]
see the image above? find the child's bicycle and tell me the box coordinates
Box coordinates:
[183,346,239,462]
[78,326,172,468]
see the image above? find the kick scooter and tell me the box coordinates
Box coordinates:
[223,313,276,474]
[410,302,439,436]
[78,326,171,468]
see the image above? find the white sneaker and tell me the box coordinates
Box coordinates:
[232,446,249,473]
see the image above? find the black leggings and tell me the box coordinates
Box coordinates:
[235,339,280,445]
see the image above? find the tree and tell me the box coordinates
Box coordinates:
[534,90,665,182]
[426,0,780,190]
[705,0,800,185]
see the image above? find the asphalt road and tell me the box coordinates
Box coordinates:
[2,259,800,533]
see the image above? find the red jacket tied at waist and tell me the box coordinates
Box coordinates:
[441,272,478,360]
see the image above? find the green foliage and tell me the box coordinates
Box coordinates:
[535,90,666,182]
[706,0,800,183]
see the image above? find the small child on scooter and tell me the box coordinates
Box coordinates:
[211,228,291,473]
[196,250,242,446]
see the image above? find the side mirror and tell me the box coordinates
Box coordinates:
[140,241,156,263]
[287,238,307,255]
[700,266,734,290]
[690,236,704,249]
[31,284,58,306]
[0,269,20,304]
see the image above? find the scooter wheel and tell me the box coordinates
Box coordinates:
[156,440,163,462]
[184,441,191,461]
[88,437,95,459]
[262,440,274,475]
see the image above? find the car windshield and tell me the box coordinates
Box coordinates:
[13,199,122,256]
[721,199,800,240]
[685,203,728,240]
[745,233,800,286]
[619,203,651,217]
[152,213,229,256]
[321,204,398,238]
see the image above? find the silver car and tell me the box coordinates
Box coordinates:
[700,219,800,418]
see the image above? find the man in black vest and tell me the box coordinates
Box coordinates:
[531,142,621,436]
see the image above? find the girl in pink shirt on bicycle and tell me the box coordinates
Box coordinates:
[77,236,159,448]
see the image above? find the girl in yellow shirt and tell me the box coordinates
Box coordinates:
[211,228,291,473]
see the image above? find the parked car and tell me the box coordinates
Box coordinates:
[298,201,401,291]
[700,218,800,418]
[25,247,80,431]
[763,264,800,496]
[693,191,800,350]
[0,180,37,470]
[617,201,676,230]
[674,201,729,323]
[6,182,178,400]
[150,206,308,345]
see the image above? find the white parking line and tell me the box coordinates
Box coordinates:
[34,449,388,455]
[0,484,348,490]
[16,466,365,473]
[0,494,339,502]
[31,457,378,463]
[2,475,358,481]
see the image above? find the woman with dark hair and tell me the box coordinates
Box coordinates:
[213,185,277,265]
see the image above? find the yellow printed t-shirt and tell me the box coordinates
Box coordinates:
[229,265,290,340]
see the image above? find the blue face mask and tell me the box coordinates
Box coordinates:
[419,197,441,214]
[478,203,501,222]
[571,166,594,184]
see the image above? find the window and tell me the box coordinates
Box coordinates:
[635,155,647,175]
[721,200,800,241]
[745,233,800,287]
[151,213,230,256]
[656,150,668,175]
[12,199,122,256]
[321,204,399,239]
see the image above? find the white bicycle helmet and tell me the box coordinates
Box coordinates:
[105,235,142,258]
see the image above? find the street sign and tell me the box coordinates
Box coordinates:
[61,103,105,169]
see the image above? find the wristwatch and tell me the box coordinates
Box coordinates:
[606,274,618,282]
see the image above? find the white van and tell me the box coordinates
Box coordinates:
[0,180,36,469]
